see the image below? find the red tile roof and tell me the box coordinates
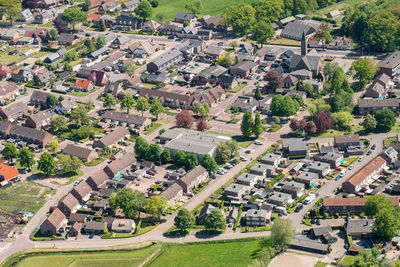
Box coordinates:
[0,65,11,73]
[0,163,18,181]
[345,156,386,187]
[88,13,101,22]
[324,197,399,207]
[75,79,92,90]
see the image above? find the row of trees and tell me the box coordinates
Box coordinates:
[175,109,209,132]
[240,111,264,138]
[174,208,226,233]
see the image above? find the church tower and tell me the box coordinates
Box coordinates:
[301,31,307,56]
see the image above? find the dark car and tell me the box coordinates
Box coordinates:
[89,233,94,239]
[371,144,376,150]
[168,36,175,39]
[316,219,321,225]
[367,150,372,155]
[295,204,303,212]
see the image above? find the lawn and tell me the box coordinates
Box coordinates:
[50,170,85,186]
[312,0,372,16]
[267,38,300,46]
[146,238,267,267]
[230,83,247,93]
[145,122,163,135]
[0,181,54,214]
[207,131,255,148]
[315,262,328,267]
[69,87,98,97]
[390,121,400,133]
[14,245,159,267]
[384,136,398,148]
[152,0,257,22]
[30,51,50,58]
[0,52,24,64]
[311,129,348,139]
[341,156,359,167]
[340,255,356,267]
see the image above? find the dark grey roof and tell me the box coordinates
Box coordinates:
[63,144,95,159]
[231,60,258,72]
[175,12,195,21]
[102,110,149,126]
[30,90,50,104]
[150,49,182,68]
[9,124,49,141]
[358,98,399,108]
[90,46,109,58]
[1,101,26,117]
[379,51,400,69]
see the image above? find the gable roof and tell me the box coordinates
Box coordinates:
[103,110,149,126]
[175,12,195,21]
[0,163,18,181]
[46,208,65,227]
[63,144,95,160]
[179,165,207,186]
[344,156,386,187]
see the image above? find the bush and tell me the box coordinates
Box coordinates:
[347,235,354,246]
[302,219,312,226]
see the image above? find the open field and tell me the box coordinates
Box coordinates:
[311,0,373,16]
[0,181,54,214]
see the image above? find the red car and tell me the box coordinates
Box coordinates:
[147,170,156,175]
[109,156,116,161]
[335,167,342,171]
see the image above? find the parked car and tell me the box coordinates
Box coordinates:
[217,42,224,46]
[335,167,342,171]
[371,144,376,150]
[254,140,263,145]
[348,164,354,170]
[240,156,247,161]
[294,204,303,212]
[146,170,156,175]
[358,156,364,162]
[367,150,372,156]
[335,176,340,181]
[224,163,232,169]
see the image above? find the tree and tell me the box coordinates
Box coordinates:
[253,112,263,137]
[308,99,331,117]
[374,208,400,239]
[205,209,226,232]
[110,188,146,219]
[70,107,90,125]
[146,144,161,162]
[216,142,230,163]
[145,196,167,220]
[18,148,34,169]
[58,154,82,174]
[63,63,73,72]
[197,117,207,131]
[271,218,295,252]
[48,140,60,153]
[160,148,172,164]
[174,150,186,166]
[185,0,202,14]
[2,143,17,163]
[134,137,149,160]
[50,116,67,132]
[201,154,218,173]
[202,103,209,117]
[192,101,202,116]
[226,141,239,159]
[305,121,317,135]
[184,152,198,169]
[255,88,262,100]
[96,35,106,49]
[0,0,21,25]
[313,111,333,133]
[264,69,283,89]
[85,39,96,53]
[150,98,163,120]
[99,19,106,31]
[121,93,136,113]
[271,95,296,117]
[135,97,149,117]
[83,0,91,10]
[241,111,253,138]
[230,41,239,50]
[252,0,284,22]
[365,194,394,217]
[331,90,354,113]
[314,23,332,49]
[38,152,56,176]
[221,4,256,36]
[176,109,194,128]
[124,62,136,76]
[174,208,195,233]
[361,114,377,132]
[251,20,274,45]
[290,118,301,131]
[134,0,152,21]
[332,112,353,131]
[62,7,88,31]
[155,12,167,23]
[216,56,233,68]
[150,0,159,7]
[374,108,396,132]
[103,94,117,108]
[64,50,78,62]
[323,62,340,82]
[49,28,58,41]
[351,58,378,86]
[46,95,58,108]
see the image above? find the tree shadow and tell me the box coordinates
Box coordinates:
[194,230,223,239]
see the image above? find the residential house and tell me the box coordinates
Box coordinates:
[290,238,330,255]
[58,193,79,216]
[334,135,360,151]
[35,71,53,86]
[308,161,330,178]
[84,221,105,234]
[0,101,26,121]
[0,163,19,184]
[236,173,262,187]
[281,21,317,40]
[282,138,308,157]
[71,181,91,203]
[364,73,391,98]
[142,20,160,33]
[69,222,83,237]
[382,147,399,164]
[230,61,258,77]
[296,171,318,188]
[224,183,249,201]
[102,110,151,134]
[44,48,67,64]
[245,209,271,226]
[0,81,21,103]
[40,208,65,235]
[327,10,341,19]
[34,8,56,24]
[342,156,387,193]
[218,75,238,89]
[11,69,33,83]
[147,49,183,73]
[30,91,50,107]
[8,125,53,147]
[198,203,216,224]
[115,13,140,30]
[99,1,117,13]
[58,33,77,46]
[18,9,33,22]
[281,181,305,198]
[267,192,292,207]
[89,47,109,61]
[70,213,87,224]
[128,40,158,58]
[323,197,399,215]
[111,219,135,233]
[347,219,375,239]
[203,46,225,61]
[357,98,399,115]
[161,183,184,206]
[226,208,238,224]
[25,111,56,129]
[112,35,131,48]
[202,15,225,31]
[89,70,109,86]
[157,23,183,36]
[86,169,109,190]
[121,0,139,10]
[379,51,400,78]
[54,99,76,114]
[63,144,98,162]
[260,153,281,167]
[320,152,343,169]
[176,165,208,194]
[122,76,141,88]
[72,79,94,92]
[249,163,275,177]
[103,152,136,178]
[174,12,195,23]
[93,126,130,149]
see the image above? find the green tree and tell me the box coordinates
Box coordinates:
[146,143,161,162]
[150,98,163,120]
[57,154,82,174]
[271,218,295,252]
[351,58,378,86]
[18,148,35,169]
[251,20,274,45]
[271,95,296,117]
[365,194,394,217]
[216,56,233,68]
[201,154,218,173]
[38,152,56,176]
[0,0,21,25]
[332,111,353,131]
[103,93,117,108]
[2,143,17,163]
[110,188,146,219]
[134,0,152,21]
[374,108,396,132]
[241,110,253,138]
[323,62,340,82]
[46,95,58,108]
[134,137,149,160]
[252,0,284,22]
[160,148,172,163]
[70,107,91,125]
[175,150,186,166]
[64,50,78,62]
[185,0,202,14]
[216,142,230,163]
[63,63,73,72]
[185,152,198,169]
[221,4,256,36]
[48,140,60,153]
[226,141,239,159]
[253,112,263,137]
[62,7,88,31]
[374,208,400,239]
[85,39,96,53]
[121,93,136,113]
[83,0,91,10]
[49,28,58,41]
[155,12,167,23]
[205,209,226,232]
[136,96,149,117]
[124,62,136,76]
[314,22,332,49]
[174,208,195,233]
[255,88,262,100]
[308,98,331,117]
[331,90,354,113]
[96,35,106,49]
[99,19,106,31]
[144,196,167,220]
[50,116,67,132]
[352,247,394,267]
[361,114,377,132]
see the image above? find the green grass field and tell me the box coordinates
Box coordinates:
[14,245,159,267]
[146,239,266,267]
[152,0,257,21]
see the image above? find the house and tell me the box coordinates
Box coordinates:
[379,51,400,78]
[218,75,238,89]
[230,61,258,77]
[99,1,117,12]
[281,181,305,199]
[44,48,67,64]
[249,163,275,177]
[342,156,387,194]
[320,152,343,168]
[0,65,11,78]
[281,21,316,40]
[245,209,271,226]
[364,73,391,98]
[40,208,65,235]
[112,35,131,48]
[147,49,183,73]
[34,8,56,24]
[89,47,109,61]
[260,153,281,167]
[104,81,120,96]
[0,81,21,103]
[123,76,141,88]
[382,147,399,164]
[203,46,225,60]
[198,203,216,224]
[142,20,160,33]
[0,29,20,41]
[282,138,308,157]
[267,192,292,207]
[103,152,136,178]
[0,163,19,184]
[85,221,105,235]
[334,135,360,151]
[128,40,158,58]
[30,91,50,107]
[8,125,53,147]
[121,0,139,10]
[71,181,91,203]
[323,197,398,215]
[58,193,79,216]
[357,98,399,115]
[174,12,195,23]
[115,13,140,30]
[69,222,83,237]
[86,169,109,190]
[347,219,375,239]
[158,23,183,36]
[93,126,130,149]
[102,111,151,134]
[308,161,330,178]
[70,213,87,224]
[176,165,208,194]
[58,33,77,46]
[236,173,262,187]
[55,99,76,114]
[202,15,225,31]
[63,144,98,162]
[89,70,109,86]
[295,171,318,188]
[111,219,135,233]
[226,208,238,224]
[19,9,33,22]
[0,101,26,121]
[25,111,56,129]
[11,69,33,83]
[327,9,341,19]
[73,79,94,92]
[161,183,183,206]
[224,183,249,201]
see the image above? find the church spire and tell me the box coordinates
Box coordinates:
[301,31,307,56]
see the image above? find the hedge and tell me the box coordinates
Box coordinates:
[268,173,285,187]
[51,89,67,94]
[233,204,243,231]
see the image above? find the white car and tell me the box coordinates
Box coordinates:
[358,156,364,162]
[348,164,354,170]
[240,156,247,161]
[254,140,263,145]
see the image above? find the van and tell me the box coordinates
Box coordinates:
[304,194,316,204]
[275,207,287,216]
